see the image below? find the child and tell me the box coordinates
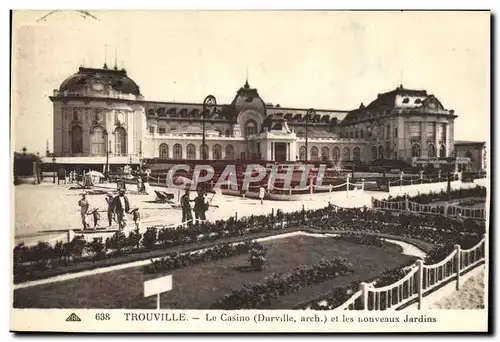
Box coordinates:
[259,185,266,205]
[130,207,141,229]
[87,207,101,230]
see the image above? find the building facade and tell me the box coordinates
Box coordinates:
[48,65,465,167]
[454,141,487,171]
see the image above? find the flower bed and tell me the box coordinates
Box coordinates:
[332,232,387,247]
[211,257,355,309]
[388,186,486,205]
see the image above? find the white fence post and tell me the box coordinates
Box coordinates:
[346,174,350,198]
[400,171,404,191]
[455,244,461,290]
[405,195,409,212]
[361,178,365,191]
[360,282,369,311]
[416,259,424,309]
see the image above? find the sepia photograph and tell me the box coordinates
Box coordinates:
[9,9,490,333]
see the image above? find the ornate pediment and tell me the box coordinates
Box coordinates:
[421,95,444,111]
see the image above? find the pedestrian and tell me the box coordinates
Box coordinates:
[193,189,208,224]
[111,188,130,230]
[87,208,101,229]
[105,193,115,228]
[78,193,90,230]
[130,207,141,229]
[259,185,266,205]
[180,189,194,224]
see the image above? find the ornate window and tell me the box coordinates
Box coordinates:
[343,147,351,161]
[73,110,79,122]
[159,143,169,159]
[225,144,235,159]
[213,144,222,160]
[173,144,182,159]
[310,146,319,161]
[186,144,196,160]
[439,145,446,158]
[353,147,361,162]
[333,147,340,162]
[378,146,384,159]
[428,144,436,158]
[114,127,127,155]
[90,126,106,155]
[245,119,258,137]
[299,146,306,161]
[71,126,83,154]
[371,146,377,160]
[321,146,329,161]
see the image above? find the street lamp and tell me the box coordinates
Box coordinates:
[202,95,217,160]
[305,108,315,164]
[104,130,109,179]
[52,157,56,184]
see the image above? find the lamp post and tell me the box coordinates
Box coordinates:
[306,108,315,164]
[52,157,56,184]
[104,130,109,179]
[202,95,217,160]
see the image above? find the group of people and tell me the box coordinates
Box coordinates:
[77,189,140,231]
[180,188,212,224]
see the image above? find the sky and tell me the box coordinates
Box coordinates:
[11,10,490,154]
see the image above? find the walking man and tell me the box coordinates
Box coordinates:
[180,189,194,224]
[77,193,90,230]
[111,188,130,230]
[105,193,115,228]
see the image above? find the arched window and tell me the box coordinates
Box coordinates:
[173,144,182,159]
[299,146,306,161]
[321,146,329,161]
[90,126,105,155]
[159,143,169,159]
[333,147,340,162]
[378,146,384,159]
[114,127,127,155]
[200,144,209,160]
[439,145,446,158]
[213,144,222,160]
[245,119,258,137]
[371,146,377,160]
[71,126,83,154]
[428,144,436,158]
[310,146,319,161]
[186,144,196,160]
[225,144,235,159]
[343,147,351,161]
[412,144,421,158]
[353,147,361,162]
[225,129,231,137]
[355,130,359,139]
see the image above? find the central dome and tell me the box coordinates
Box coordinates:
[58,66,141,96]
[230,80,266,116]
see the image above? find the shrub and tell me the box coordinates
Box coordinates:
[88,237,106,260]
[105,231,127,254]
[142,227,158,249]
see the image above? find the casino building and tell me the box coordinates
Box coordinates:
[46,64,465,169]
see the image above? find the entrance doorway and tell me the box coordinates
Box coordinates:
[274,142,287,162]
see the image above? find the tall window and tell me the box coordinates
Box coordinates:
[333,147,340,162]
[427,123,436,140]
[386,125,390,139]
[371,146,377,160]
[321,146,329,161]
[71,126,83,154]
[439,145,446,158]
[355,130,359,139]
[378,146,384,159]
[428,144,436,158]
[245,119,258,137]
[225,129,231,137]
[353,147,361,162]
[439,124,447,142]
[200,144,209,160]
[360,130,364,139]
[310,146,319,161]
[394,127,398,138]
[225,144,235,159]
[114,127,127,154]
[213,144,222,160]
[173,144,182,159]
[186,144,196,160]
[159,143,169,159]
[299,146,306,161]
[90,126,105,155]
[412,144,421,158]
[343,147,350,161]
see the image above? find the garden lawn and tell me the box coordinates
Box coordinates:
[13,235,417,309]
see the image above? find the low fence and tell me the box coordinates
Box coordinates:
[312,236,486,311]
[388,174,459,189]
[372,197,487,221]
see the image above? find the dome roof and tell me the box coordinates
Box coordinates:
[231,80,266,116]
[59,66,141,95]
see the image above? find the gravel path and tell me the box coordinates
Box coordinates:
[429,270,485,309]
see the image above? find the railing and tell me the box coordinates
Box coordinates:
[322,235,486,311]
[388,174,459,188]
[372,197,487,220]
